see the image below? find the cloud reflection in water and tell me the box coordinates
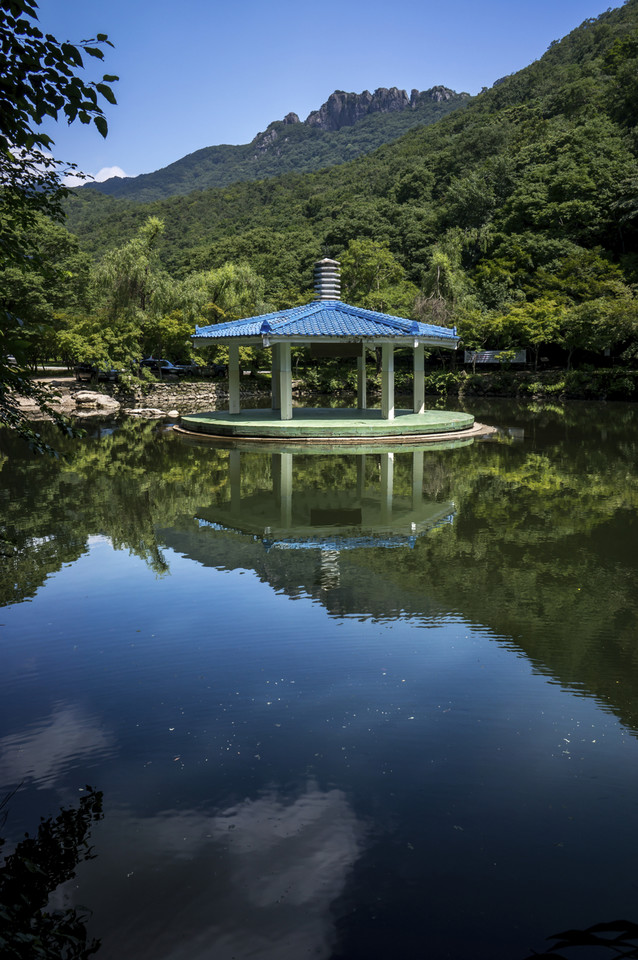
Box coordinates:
[78,783,364,960]
[0,702,115,789]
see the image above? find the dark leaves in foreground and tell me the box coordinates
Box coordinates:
[0,786,103,959]
[525,920,638,958]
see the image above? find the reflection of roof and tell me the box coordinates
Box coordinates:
[194,300,458,346]
[197,514,454,551]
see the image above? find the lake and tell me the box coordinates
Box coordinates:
[1,398,638,959]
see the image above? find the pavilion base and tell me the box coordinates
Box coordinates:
[178,407,482,444]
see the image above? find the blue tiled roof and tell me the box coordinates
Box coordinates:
[193,300,458,343]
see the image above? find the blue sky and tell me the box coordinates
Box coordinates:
[38,0,621,183]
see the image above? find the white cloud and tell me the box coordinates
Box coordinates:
[94,165,128,182]
[64,165,128,187]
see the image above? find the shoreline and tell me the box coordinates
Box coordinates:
[18,366,638,421]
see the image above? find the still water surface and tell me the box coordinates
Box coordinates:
[1,399,638,959]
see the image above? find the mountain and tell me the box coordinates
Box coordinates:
[65,0,638,311]
[82,86,468,203]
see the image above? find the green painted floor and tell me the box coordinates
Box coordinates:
[179,407,475,440]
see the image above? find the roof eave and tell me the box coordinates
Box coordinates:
[193,334,459,348]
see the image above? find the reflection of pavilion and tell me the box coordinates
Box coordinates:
[196,448,455,552]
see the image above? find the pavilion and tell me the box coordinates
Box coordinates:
[181,258,476,441]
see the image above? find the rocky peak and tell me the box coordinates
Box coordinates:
[304,86,465,131]
[305,87,409,131]
[410,85,460,106]
[251,85,468,154]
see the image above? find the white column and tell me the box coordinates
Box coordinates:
[357,345,367,410]
[381,343,395,420]
[228,343,240,414]
[413,343,425,414]
[279,342,292,421]
[271,344,280,411]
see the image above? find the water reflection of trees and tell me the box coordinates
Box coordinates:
[1,420,228,604]
[2,406,638,733]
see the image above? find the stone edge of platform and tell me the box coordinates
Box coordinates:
[173,422,497,444]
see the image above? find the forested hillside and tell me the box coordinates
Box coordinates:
[7,0,638,384]
[82,86,468,203]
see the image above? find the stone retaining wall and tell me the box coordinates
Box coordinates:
[20,379,273,420]
[111,380,270,411]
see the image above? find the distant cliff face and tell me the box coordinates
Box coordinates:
[304,86,462,132]
[251,85,467,152]
[82,84,468,201]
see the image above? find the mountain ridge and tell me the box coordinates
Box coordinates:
[82,85,468,203]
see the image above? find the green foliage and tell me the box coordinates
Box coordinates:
[340,238,418,314]
[186,261,270,322]
[0,0,116,450]
[498,298,563,368]
[0,0,117,224]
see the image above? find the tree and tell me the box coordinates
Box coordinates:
[0,0,117,225]
[558,297,638,369]
[340,238,417,315]
[0,0,117,451]
[93,217,168,319]
[499,298,562,370]
[0,215,92,369]
[58,219,177,371]
[186,261,268,322]
[456,308,502,371]
[416,233,474,327]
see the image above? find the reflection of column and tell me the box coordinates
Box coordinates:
[279,343,292,421]
[278,452,293,527]
[229,448,241,515]
[357,454,366,498]
[357,345,367,410]
[381,344,394,420]
[412,449,424,510]
[413,343,425,415]
[380,451,394,523]
[228,343,240,415]
[319,550,341,589]
[271,344,280,411]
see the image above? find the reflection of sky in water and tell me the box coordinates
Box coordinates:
[3,525,638,958]
[58,785,364,960]
[0,702,115,789]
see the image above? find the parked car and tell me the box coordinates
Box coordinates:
[205,362,227,378]
[139,358,200,378]
[74,363,120,382]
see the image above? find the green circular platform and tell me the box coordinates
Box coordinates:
[178,407,476,443]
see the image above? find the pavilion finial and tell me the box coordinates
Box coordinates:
[313,258,341,301]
